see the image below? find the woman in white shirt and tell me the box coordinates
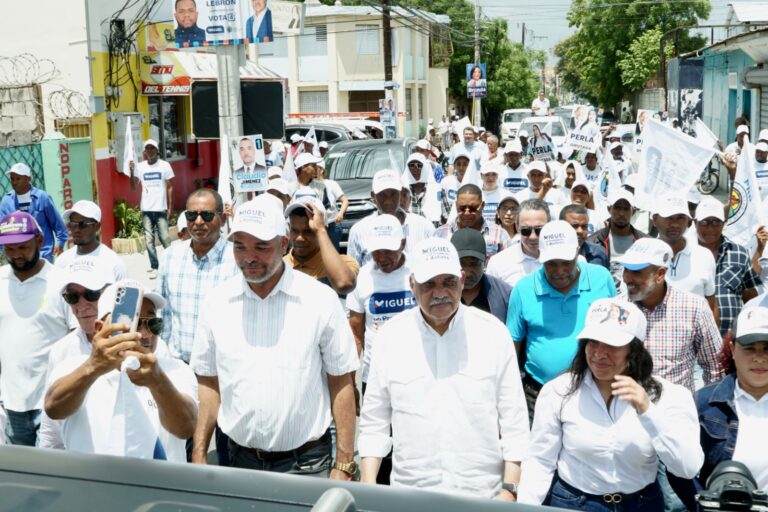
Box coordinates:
[519,298,703,510]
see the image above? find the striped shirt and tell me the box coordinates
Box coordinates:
[190,265,359,451]
[713,237,761,335]
[434,219,511,259]
[637,285,723,392]
[157,237,238,362]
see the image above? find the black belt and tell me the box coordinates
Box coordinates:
[234,430,331,462]
[523,374,543,392]
[555,475,657,504]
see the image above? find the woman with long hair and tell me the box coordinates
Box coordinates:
[519,298,703,510]
[495,195,519,238]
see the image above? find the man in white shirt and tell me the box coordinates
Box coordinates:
[486,199,548,287]
[501,140,529,194]
[0,211,74,446]
[358,237,529,500]
[753,142,768,201]
[190,195,359,479]
[41,279,197,463]
[725,124,749,159]
[55,200,128,282]
[514,161,567,217]
[129,139,175,278]
[347,169,436,267]
[531,90,550,116]
[652,194,718,321]
[448,126,489,176]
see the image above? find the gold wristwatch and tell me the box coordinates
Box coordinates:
[333,460,358,477]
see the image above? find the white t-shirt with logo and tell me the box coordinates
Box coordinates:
[665,242,716,297]
[441,175,461,207]
[346,260,415,382]
[502,163,529,194]
[481,188,513,225]
[136,160,174,212]
[55,244,128,283]
[754,159,768,201]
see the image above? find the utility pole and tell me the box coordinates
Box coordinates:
[473,0,481,128]
[382,0,396,138]
[521,22,525,47]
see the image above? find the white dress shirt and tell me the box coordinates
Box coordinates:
[486,238,541,287]
[732,381,768,492]
[190,266,359,451]
[518,372,703,504]
[665,241,716,298]
[358,305,529,498]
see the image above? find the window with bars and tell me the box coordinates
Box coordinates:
[356,24,380,55]
[405,88,412,121]
[299,90,329,113]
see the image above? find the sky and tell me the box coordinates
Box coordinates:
[480,0,760,62]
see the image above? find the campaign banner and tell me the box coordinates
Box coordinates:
[230,134,268,193]
[726,139,763,246]
[466,63,487,99]
[530,138,554,161]
[634,119,716,211]
[567,129,600,154]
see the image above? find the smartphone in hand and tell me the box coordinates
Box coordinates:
[110,286,144,336]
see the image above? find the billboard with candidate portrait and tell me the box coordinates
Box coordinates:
[466,63,487,99]
[230,134,268,193]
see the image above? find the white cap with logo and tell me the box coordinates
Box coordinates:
[411,237,462,283]
[284,196,327,222]
[577,298,647,346]
[735,307,768,345]
[294,153,321,169]
[653,194,690,218]
[63,200,102,223]
[227,195,287,242]
[366,214,404,253]
[538,220,579,263]
[372,169,402,194]
[60,260,113,294]
[695,196,725,222]
[5,162,31,177]
[616,238,673,271]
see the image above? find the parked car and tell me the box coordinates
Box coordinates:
[498,108,531,143]
[285,124,350,148]
[518,115,570,156]
[324,138,416,249]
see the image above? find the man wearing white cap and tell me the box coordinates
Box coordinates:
[42,279,197,463]
[500,140,529,194]
[0,162,68,262]
[55,200,128,282]
[609,140,634,182]
[414,139,445,182]
[347,169,435,267]
[190,195,359,479]
[129,139,175,278]
[440,149,470,213]
[359,237,529,500]
[318,140,329,159]
[448,126,489,177]
[695,196,761,335]
[507,221,616,421]
[288,133,303,157]
[266,179,291,208]
[618,238,722,392]
[284,197,358,295]
[479,162,513,224]
[263,139,283,168]
[725,124,749,159]
[513,161,567,216]
[652,194,718,320]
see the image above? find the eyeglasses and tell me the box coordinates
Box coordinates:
[697,219,724,227]
[185,210,217,222]
[498,205,518,214]
[408,162,424,169]
[520,226,544,237]
[67,221,98,230]
[62,288,103,305]
[138,317,164,335]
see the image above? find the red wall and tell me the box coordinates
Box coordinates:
[95,140,221,245]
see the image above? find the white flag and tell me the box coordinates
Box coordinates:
[694,118,719,150]
[217,134,233,207]
[121,117,136,177]
[634,119,716,211]
[725,139,763,246]
[283,145,297,184]
[542,121,552,138]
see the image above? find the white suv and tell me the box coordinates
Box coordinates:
[499,108,532,143]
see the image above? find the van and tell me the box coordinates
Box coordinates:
[499,108,531,143]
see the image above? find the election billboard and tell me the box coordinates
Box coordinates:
[230,134,268,193]
[466,63,487,99]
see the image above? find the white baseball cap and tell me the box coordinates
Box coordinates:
[366,214,404,253]
[5,162,31,177]
[538,220,579,263]
[284,196,327,221]
[452,148,471,163]
[695,196,725,222]
[63,200,102,223]
[504,140,523,154]
[411,237,462,284]
[759,129,768,142]
[608,188,635,208]
[756,142,768,153]
[294,153,321,169]
[227,195,287,242]
[478,126,486,133]
[143,139,159,149]
[653,194,690,218]
[406,152,428,167]
[609,141,623,151]
[518,129,529,138]
[319,141,329,149]
[176,210,188,233]
[528,160,547,175]
[290,133,303,143]
[267,166,283,178]
[372,169,402,194]
[415,139,432,151]
[577,298,647,346]
[570,178,590,193]
[60,262,113,294]
[735,307,768,345]
[97,278,166,321]
[737,125,749,135]
[616,238,673,271]
[267,178,290,196]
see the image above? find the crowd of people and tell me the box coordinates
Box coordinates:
[1,111,768,512]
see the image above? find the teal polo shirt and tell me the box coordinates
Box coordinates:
[506,261,616,385]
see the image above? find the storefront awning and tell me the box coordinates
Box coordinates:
[140,51,283,95]
[706,27,768,63]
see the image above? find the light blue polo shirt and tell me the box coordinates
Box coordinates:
[506,261,616,385]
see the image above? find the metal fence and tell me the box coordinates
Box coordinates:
[0,142,45,195]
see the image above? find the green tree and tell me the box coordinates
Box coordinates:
[556,0,710,107]
[617,28,674,92]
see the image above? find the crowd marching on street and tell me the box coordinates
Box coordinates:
[3,102,768,512]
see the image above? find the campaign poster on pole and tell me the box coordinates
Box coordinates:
[466,63,487,99]
[380,96,397,140]
[230,134,268,193]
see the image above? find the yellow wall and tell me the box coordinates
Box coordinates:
[334,19,387,80]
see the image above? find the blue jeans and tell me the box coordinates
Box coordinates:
[142,211,171,270]
[227,433,331,477]
[5,408,41,446]
[658,462,687,512]
[327,222,342,252]
[547,476,663,511]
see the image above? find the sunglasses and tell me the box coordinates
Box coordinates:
[697,219,724,227]
[498,205,518,214]
[185,210,217,222]
[67,221,98,230]
[520,226,544,237]
[62,288,103,305]
[138,317,164,335]
[458,205,481,214]
[408,162,424,169]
